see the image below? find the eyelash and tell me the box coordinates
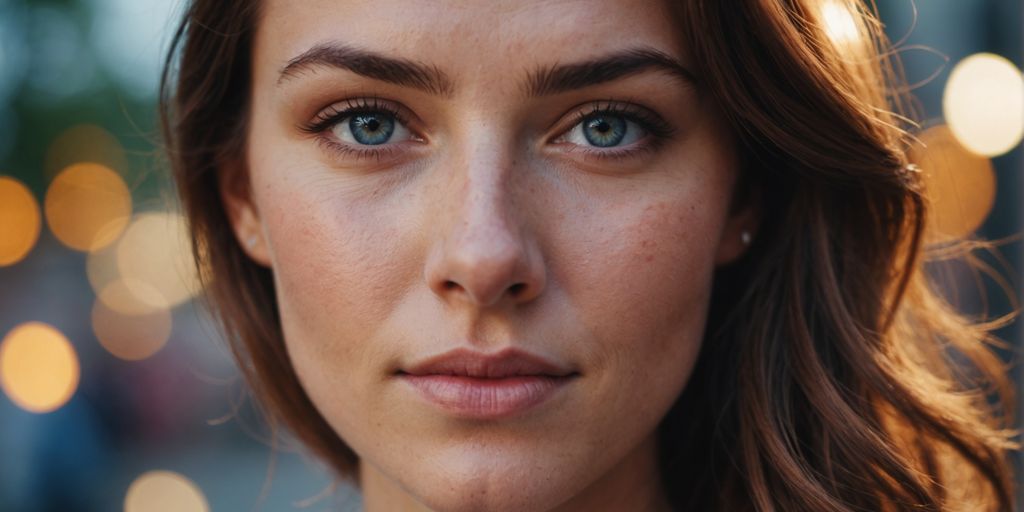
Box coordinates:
[556,100,676,161]
[299,97,416,161]
[300,98,675,162]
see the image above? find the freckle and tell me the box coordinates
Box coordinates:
[645,255,654,262]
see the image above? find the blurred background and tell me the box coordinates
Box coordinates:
[0,0,1021,511]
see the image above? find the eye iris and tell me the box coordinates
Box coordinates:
[350,113,395,145]
[583,115,627,147]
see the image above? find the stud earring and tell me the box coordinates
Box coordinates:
[245,235,258,249]
[740,231,752,246]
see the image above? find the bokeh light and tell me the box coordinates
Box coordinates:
[44,124,128,182]
[0,322,80,413]
[92,296,172,361]
[86,243,121,299]
[116,212,201,311]
[821,1,860,47]
[943,53,1024,157]
[97,279,169,316]
[26,5,99,99]
[911,125,996,240]
[0,176,41,266]
[124,470,210,512]
[45,162,132,252]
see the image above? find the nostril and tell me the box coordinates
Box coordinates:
[443,280,459,290]
[508,283,525,296]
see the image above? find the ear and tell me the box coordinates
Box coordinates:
[219,159,273,267]
[714,185,761,266]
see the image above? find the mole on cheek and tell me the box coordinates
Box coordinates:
[641,239,656,262]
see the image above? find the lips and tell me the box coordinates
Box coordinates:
[398,347,578,419]
[401,347,576,378]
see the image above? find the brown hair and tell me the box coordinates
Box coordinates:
[160,0,1018,510]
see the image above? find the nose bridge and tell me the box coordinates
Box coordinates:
[459,143,517,241]
[425,128,545,309]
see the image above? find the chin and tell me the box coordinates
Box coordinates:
[392,450,587,512]
[412,477,573,512]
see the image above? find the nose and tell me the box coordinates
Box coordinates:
[424,155,546,309]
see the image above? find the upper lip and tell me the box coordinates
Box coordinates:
[400,347,577,378]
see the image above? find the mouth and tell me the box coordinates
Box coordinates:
[397,347,579,419]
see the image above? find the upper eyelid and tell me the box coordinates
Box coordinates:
[301,98,418,135]
[555,102,674,141]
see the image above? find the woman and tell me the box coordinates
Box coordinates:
[160,0,1017,510]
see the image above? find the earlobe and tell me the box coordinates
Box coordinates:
[714,203,760,266]
[219,161,273,268]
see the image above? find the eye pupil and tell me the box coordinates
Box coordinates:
[583,115,627,147]
[349,113,396,145]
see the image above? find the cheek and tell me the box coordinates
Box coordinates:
[597,200,716,312]
[563,187,728,422]
[270,199,393,324]
[249,162,419,394]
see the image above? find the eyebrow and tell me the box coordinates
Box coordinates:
[524,48,697,96]
[277,43,695,98]
[278,43,455,96]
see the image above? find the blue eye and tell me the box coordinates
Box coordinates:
[583,115,626,147]
[564,113,646,148]
[331,111,412,146]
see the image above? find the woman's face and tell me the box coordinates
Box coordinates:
[233,0,752,510]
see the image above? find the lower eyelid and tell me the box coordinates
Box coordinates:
[314,135,401,161]
[313,131,432,165]
[548,137,661,163]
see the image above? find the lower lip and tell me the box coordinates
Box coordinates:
[399,374,572,419]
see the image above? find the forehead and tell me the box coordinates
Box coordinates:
[254,0,685,85]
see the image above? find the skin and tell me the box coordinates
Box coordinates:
[226,1,756,510]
